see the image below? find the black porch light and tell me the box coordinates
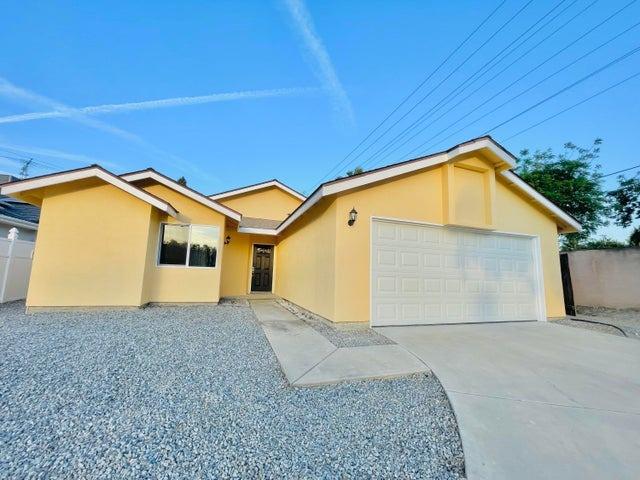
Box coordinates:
[224,235,231,245]
[348,207,358,226]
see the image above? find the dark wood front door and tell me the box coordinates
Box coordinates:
[251,245,274,292]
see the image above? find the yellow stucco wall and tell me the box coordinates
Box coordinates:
[220,228,276,296]
[217,186,302,220]
[23,153,565,317]
[277,155,565,323]
[443,156,496,228]
[333,168,444,322]
[139,183,226,303]
[274,198,337,320]
[27,181,153,307]
[494,179,565,318]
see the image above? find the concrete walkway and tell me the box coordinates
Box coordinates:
[250,300,428,386]
[379,321,640,480]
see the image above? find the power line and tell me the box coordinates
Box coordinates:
[0,147,31,162]
[315,0,530,184]
[600,163,640,178]
[312,1,507,185]
[483,45,640,134]
[392,14,640,163]
[504,71,640,141]
[359,0,585,168]
[360,0,598,169]
[329,0,536,178]
[0,153,60,173]
[318,0,506,183]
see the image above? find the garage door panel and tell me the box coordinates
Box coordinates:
[371,220,541,326]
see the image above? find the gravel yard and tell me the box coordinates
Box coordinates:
[0,301,464,479]
[553,306,640,340]
[276,298,394,348]
[576,306,640,339]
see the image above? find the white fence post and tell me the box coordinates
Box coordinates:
[0,227,34,303]
[0,228,17,302]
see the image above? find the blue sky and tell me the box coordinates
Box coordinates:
[0,0,638,239]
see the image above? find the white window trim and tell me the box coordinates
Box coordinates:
[157,222,220,269]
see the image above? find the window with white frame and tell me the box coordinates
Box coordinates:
[158,223,219,268]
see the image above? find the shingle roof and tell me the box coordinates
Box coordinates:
[0,198,40,225]
[0,174,40,225]
[239,217,281,229]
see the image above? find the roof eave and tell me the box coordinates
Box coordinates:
[0,165,180,219]
[210,179,306,201]
[0,213,39,230]
[237,226,278,236]
[120,169,242,221]
[277,137,578,235]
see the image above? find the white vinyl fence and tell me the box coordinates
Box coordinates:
[0,228,35,303]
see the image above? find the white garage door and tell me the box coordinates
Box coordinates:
[371,219,543,326]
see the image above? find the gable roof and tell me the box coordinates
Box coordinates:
[0,165,179,218]
[209,179,306,201]
[120,168,242,221]
[276,136,581,235]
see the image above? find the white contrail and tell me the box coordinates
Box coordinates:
[282,0,354,125]
[0,142,120,169]
[0,77,219,184]
[0,86,318,124]
[0,77,152,143]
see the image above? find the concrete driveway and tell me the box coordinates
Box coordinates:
[379,321,640,480]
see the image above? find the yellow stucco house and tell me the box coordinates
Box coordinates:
[0,136,580,325]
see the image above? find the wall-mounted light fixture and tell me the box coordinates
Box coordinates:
[348,207,358,226]
[224,235,231,245]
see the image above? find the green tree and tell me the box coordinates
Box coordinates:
[608,174,640,228]
[346,166,364,176]
[629,227,640,247]
[516,139,608,250]
[578,236,627,250]
[177,176,187,186]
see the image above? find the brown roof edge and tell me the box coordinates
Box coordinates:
[0,163,101,187]
[1,164,179,215]
[320,135,512,189]
[506,170,582,227]
[278,136,575,232]
[208,178,306,199]
[120,167,243,217]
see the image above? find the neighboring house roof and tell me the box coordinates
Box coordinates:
[209,179,306,201]
[0,174,20,185]
[276,136,581,235]
[0,174,40,231]
[238,216,282,234]
[0,198,40,230]
[0,165,180,218]
[120,168,242,222]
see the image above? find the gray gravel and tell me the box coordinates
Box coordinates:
[0,301,465,479]
[576,306,640,340]
[553,318,626,337]
[276,298,394,348]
